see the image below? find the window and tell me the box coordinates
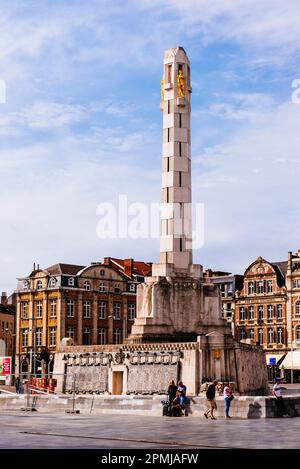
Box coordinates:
[113,329,121,344]
[257,281,264,294]
[50,299,57,318]
[277,327,284,344]
[227,283,233,295]
[99,282,106,292]
[267,305,273,320]
[248,306,254,320]
[248,282,254,295]
[226,303,232,320]
[179,113,182,128]
[258,305,264,320]
[36,300,43,318]
[114,283,120,293]
[68,277,75,287]
[128,304,136,320]
[167,64,172,83]
[49,327,56,347]
[239,329,246,340]
[249,329,254,341]
[83,327,91,345]
[83,300,91,319]
[66,299,75,318]
[267,328,274,344]
[21,302,29,319]
[100,269,105,276]
[98,328,107,345]
[129,284,136,292]
[239,307,245,320]
[66,327,75,340]
[23,280,29,290]
[258,328,264,345]
[49,277,56,287]
[113,303,121,320]
[35,327,42,347]
[36,280,43,290]
[22,329,28,347]
[277,304,283,319]
[179,171,182,187]
[179,141,182,157]
[267,280,273,293]
[99,301,107,319]
[296,326,300,343]
[83,280,91,291]
[296,301,300,316]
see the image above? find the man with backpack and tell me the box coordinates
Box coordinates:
[204,380,218,420]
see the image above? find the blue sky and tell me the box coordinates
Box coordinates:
[1,0,300,293]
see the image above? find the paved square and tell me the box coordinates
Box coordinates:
[1,411,300,449]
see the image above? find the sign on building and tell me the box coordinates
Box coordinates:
[0,357,11,375]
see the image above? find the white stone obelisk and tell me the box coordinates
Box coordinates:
[152,46,201,278]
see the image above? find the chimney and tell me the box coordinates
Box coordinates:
[33,262,36,271]
[124,259,134,278]
[103,257,111,266]
[1,292,7,305]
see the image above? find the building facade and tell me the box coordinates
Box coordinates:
[235,256,288,356]
[0,292,15,358]
[15,258,151,375]
[204,270,244,335]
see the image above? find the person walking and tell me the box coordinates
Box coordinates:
[204,380,218,420]
[272,377,286,417]
[223,381,234,418]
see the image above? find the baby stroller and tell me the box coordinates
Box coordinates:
[161,399,173,416]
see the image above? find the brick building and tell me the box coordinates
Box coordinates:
[0,292,15,358]
[15,258,151,375]
[235,256,288,357]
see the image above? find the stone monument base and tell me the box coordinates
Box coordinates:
[53,337,268,396]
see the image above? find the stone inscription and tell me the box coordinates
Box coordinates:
[127,363,179,394]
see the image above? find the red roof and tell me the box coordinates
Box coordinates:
[108,258,152,277]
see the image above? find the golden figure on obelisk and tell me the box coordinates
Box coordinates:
[161,78,164,101]
[177,69,185,97]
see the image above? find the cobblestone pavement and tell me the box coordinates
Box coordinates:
[1,411,300,449]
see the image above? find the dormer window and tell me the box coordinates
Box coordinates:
[83,280,91,291]
[49,277,56,287]
[114,283,120,293]
[68,277,75,287]
[36,280,43,290]
[23,280,29,290]
[129,284,136,292]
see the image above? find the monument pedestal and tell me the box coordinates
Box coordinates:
[126,268,231,344]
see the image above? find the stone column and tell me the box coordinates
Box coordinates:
[152,46,194,277]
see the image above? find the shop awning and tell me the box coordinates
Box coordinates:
[279,351,300,370]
